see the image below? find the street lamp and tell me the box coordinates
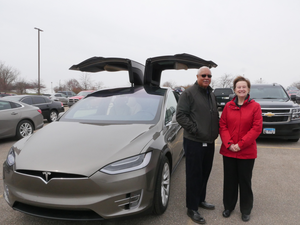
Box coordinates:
[34,27,43,95]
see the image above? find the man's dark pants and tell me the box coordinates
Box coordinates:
[184,137,215,211]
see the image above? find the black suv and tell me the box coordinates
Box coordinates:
[213,88,234,109]
[250,84,300,142]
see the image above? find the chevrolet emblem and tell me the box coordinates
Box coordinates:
[265,112,275,117]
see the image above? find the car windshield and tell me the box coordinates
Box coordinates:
[60,88,163,124]
[77,91,92,97]
[250,86,289,101]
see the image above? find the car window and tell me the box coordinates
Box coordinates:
[22,97,33,105]
[0,101,12,110]
[61,92,162,124]
[165,91,177,125]
[214,89,233,95]
[32,97,47,104]
[250,86,289,100]
[11,102,22,108]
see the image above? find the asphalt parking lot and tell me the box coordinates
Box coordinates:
[1,133,300,225]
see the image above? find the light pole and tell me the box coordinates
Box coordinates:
[34,27,43,95]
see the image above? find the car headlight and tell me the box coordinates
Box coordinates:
[100,152,152,175]
[292,108,300,120]
[6,147,15,167]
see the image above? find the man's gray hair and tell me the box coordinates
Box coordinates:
[197,66,211,75]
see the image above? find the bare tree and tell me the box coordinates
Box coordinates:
[0,62,19,92]
[218,74,234,88]
[66,79,81,93]
[162,81,176,88]
[30,80,47,94]
[288,81,300,90]
[80,73,93,90]
[13,78,31,94]
[91,81,103,90]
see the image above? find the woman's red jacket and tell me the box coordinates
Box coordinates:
[219,96,263,159]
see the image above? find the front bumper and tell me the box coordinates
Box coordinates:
[3,150,161,220]
[260,120,300,140]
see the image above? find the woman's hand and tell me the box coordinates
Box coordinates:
[229,144,240,152]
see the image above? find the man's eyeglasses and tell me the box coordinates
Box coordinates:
[200,74,212,78]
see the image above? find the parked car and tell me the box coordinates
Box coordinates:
[0,92,12,98]
[0,99,44,140]
[3,95,64,122]
[287,89,300,104]
[3,53,217,221]
[213,88,234,109]
[45,93,69,105]
[250,83,300,141]
[57,90,76,98]
[67,90,94,107]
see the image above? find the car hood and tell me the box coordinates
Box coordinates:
[13,122,159,176]
[254,99,297,108]
[69,96,84,100]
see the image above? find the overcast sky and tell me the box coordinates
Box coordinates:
[1,0,300,92]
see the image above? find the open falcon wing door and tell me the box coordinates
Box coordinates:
[144,53,217,87]
[70,57,145,86]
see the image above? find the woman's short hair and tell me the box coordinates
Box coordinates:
[233,76,251,90]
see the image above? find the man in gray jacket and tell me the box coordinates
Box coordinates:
[176,66,219,224]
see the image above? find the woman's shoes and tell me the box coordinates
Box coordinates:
[222,210,232,218]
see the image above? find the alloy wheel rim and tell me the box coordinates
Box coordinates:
[20,123,32,137]
[161,163,170,206]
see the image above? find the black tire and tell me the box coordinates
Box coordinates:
[48,110,58,122]
[153,156,171,215]
[16,120,33,139]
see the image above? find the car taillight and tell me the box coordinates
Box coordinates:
[37,109,42,114]
[61,102,63,107]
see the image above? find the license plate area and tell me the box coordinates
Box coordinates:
[263,128,275,134]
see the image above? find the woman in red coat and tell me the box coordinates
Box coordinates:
[219,76,262,222]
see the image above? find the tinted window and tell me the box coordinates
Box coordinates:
[22,97,33,104]
[165,91,177,125]
[214,89,233,96]
[32,97,46,104]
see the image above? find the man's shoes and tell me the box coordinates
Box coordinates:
[199,201,215,210]
[187,209,206,224]
[222,209,232,218]
[242,214,250,222]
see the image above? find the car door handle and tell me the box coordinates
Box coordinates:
[11,112,18,115]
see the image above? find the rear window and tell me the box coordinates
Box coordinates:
[214,89,233,96]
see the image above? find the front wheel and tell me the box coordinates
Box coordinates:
[153,156,171,215]
[48,110,58,122]
[16,120,33,139]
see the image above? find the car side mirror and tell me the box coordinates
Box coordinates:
[291,94,296,101]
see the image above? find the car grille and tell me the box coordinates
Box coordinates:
[68,99,79,103]
[16,170,86,183]
[261,108,291,123]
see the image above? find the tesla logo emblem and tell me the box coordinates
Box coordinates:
[264,112,275,117]
[42,172,51,182]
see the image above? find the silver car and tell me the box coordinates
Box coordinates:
[3,54,217,221]
[0,99,44,139]
[47,93,69,105]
